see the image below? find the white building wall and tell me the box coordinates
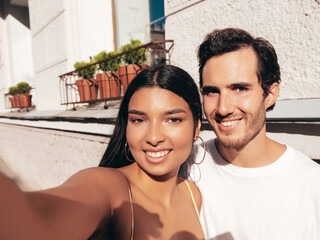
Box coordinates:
[6,10,33,86]
[28,0,66,110]
[28,0,115,110]
[0,1,33,110]
[115,0,151,49]
[70,0,115,63]
[0,16,12,110]
[165,0,320,100]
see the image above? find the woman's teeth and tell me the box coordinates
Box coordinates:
[146,150,169,158]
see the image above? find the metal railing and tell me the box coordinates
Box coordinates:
[59,40,174,110]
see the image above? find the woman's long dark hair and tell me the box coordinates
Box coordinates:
[99,64,202,171]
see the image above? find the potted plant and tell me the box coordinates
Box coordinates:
[94,51,121,99]
[16,82,32,108]
[8,86,19,108]
[8,82,32,109]
[119,39,148,93]
[74,61,98,102]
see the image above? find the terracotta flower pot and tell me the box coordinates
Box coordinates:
[9,97,17,108]
[76,79,98,102]
[13,95,21,108]
[96,72,120,99]
[18,94,32,108]
[118,64,148,93]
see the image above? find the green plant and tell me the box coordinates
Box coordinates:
[8,82,31,95]
[94,51,108,71]
[17,82,31,94]
[74,61,97,79]
[8,86,19,95]
[119,39,147,64]
[106,51,121,71]
[94,51,121,72]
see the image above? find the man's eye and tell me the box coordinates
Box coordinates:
[235,87,248,92]
[202,88,219,96]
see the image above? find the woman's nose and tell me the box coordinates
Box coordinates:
[145,122,165,146]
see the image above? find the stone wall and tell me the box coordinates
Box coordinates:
[0,123,109,190]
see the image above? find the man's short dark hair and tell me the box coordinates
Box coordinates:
[198,28,281,111]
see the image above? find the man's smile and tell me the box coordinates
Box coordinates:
[219,119,241,127]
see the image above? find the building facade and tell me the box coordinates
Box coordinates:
[0,0,153,111]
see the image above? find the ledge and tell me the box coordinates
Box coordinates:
[266,98,320,121]
[1,99,319,137]
[0,101,120,123]
[0,102,121,136]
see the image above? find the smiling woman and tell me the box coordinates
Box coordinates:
[0,65,206,240]
[126,87,196,178]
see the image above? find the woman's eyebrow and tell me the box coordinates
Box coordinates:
[128,109,145,115]
[128,108,186,115]
[164,109,186,115]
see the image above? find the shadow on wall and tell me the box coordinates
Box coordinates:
[266,122,320,137]
[0,0,30,28]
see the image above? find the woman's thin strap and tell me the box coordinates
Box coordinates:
[184,180,201,218]
[128,183,134,240]
[184,180,207,239]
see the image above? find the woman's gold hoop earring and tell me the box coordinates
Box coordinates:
[192,136,206,165]
[125,142,135,162]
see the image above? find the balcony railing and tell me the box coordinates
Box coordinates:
[59,40,174,110]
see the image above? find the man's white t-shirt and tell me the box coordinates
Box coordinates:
[189,139,320,240]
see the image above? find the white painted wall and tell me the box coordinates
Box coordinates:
[28,0,114,111]
[0,1,33,110]
[71,0,115,63]
[0,16,12,110]
[165,0,320,100]
[6,14,33,85]
[114,0,151,50]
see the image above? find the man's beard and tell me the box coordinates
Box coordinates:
[215,108,266,150]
